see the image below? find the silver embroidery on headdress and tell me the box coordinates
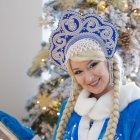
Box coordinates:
[49,10,118,70]
[65,39,102,63]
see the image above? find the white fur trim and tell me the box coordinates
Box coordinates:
[78,116,90,140]
[74,89,97,116]
[76,83,140,140]
[119,83,140,111]
[78,116,105,140]
[88,92,112,120]
[75,83,140,120]
[74,89,112,120]
[88,120,105,140]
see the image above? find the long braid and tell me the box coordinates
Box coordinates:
[56,53,121,140]
[103,55,121,140]
[56,80,81,140]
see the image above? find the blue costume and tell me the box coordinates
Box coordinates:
[0,111,34,140]
[53,83,140,140]
[48,10,140,140]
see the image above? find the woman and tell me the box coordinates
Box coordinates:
[49,10,140,140]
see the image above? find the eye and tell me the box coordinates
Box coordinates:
[74,70,83,75]
[89,62,98,69]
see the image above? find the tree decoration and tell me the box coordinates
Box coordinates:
[112,0,129,12]
[27,46,49,77]
[108,6,129,28]
[97,0,108,12]
[42,3,54,15]
[58,0,78,9]
[39,3,56,29]
[38,15,55,28]
[38,16,49,28]
[40,122,53,139]
[86,0,97,3]
[37,91,61,112]
[119,49,140,76]
[37,92,51,111]
[134,29,140,45]
[131,9,140,25]
[118,30,131,50]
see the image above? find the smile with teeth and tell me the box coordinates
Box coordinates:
[89,78,100,87]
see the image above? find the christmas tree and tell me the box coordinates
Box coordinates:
[22,0,140,139]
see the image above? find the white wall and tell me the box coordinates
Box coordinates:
[0,1,42,119]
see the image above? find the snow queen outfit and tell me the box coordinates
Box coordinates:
[49,10,140,140]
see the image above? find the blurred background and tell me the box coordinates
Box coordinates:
[0,0,41,119]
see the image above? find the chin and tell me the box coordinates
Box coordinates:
[89,87,106,95]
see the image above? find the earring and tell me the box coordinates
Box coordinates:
[107,58,114,86]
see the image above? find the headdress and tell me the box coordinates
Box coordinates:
[49,10,118,70]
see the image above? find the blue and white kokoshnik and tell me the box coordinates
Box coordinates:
[49,10,118,70]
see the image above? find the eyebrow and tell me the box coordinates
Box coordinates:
[72,60,94,71]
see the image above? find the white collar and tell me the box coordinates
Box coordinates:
[74,83,140,120]
[74,89,112,120]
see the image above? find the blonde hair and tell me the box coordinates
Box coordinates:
[56,48,121,140]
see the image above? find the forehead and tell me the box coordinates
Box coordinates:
[70,60,94,69]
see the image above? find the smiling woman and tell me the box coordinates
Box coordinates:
[70,59,111,99]
[49,10,140,140]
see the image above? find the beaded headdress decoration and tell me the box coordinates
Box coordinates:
[49,10,118,70]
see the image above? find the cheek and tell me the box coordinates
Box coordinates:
[96,65,109,80]
[74,76,82,84]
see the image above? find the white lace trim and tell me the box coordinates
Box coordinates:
[65,39,102,63]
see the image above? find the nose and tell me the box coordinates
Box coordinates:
[85,71,94,83]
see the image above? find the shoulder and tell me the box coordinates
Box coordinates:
[122,99,140,114]
[118,99,140,139]
[119,83,140,111]
[119,99,140,128]
[119,99,140,127]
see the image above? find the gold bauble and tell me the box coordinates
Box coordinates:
[59,0,77,9]
[51,100,58,107]
[79,8,85,14]
[112,0,129,12]
[132,9,140,24]
[97,1,108,12]
[86,0,96,3]
[112,0,117,7]
[37,92,50,110]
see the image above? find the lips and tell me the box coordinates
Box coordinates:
[89,78,100,87]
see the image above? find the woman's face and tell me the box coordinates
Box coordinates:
[70,59,111,98]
